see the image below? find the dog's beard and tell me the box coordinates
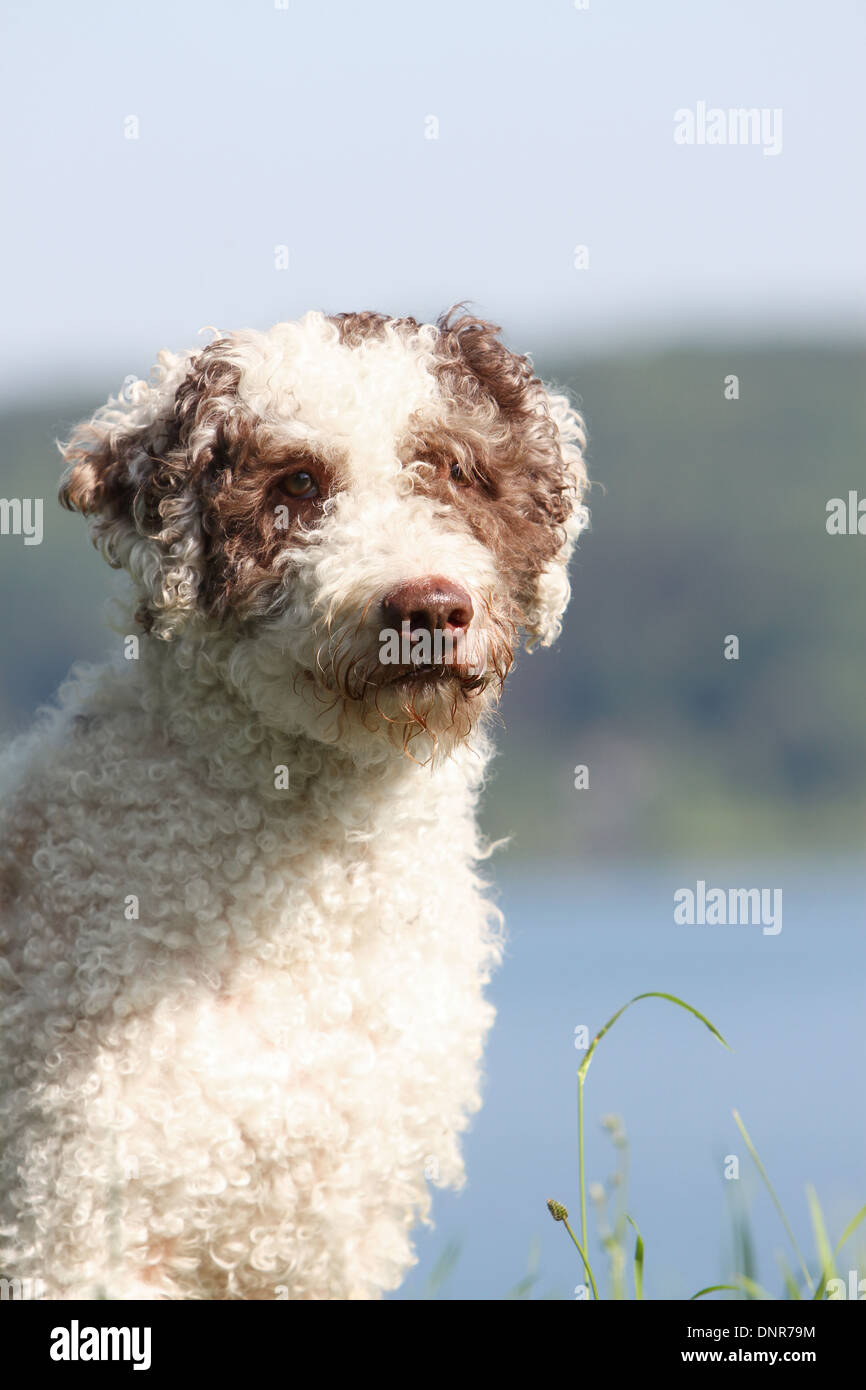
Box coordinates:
[313,614,515,754]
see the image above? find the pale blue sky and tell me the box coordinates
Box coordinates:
[1,0,864,401]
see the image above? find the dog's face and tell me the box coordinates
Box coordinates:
[60,310,588,754]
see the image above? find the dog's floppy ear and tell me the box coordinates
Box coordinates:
[59,343,239,639]
[521,387,589,650]
[434,309,590,651]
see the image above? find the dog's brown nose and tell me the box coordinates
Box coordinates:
[382,577,474,634]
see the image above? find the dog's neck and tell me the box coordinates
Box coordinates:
[95,621,493,819]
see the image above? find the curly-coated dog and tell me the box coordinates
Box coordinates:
[0,309,589,1299]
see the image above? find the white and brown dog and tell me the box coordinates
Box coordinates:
[0,309,588,1299]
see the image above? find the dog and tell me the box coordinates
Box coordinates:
[0,308,588,1299]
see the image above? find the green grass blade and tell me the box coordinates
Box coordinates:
[775,1252,803,1301]
[626,1214,644,1300]
[834,1203,866,1256]
[577,1002,632,1084]
[630,993,730,1048]
[423,1238,461,1298]
[575,992,729,1279]
[690,1284,739,1300]
[504,1274,539,1300]
[578,1073,587,1253]
[807,1185,835,1300]
[578,992,730,1084]
[563,1218,600,1301]
[733,1274,772,1300]
[732,1109,814,1294]
[732,1202,758,1286]
[504,1235,542,1300]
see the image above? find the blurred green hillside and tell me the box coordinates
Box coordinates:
[1,344,864,858]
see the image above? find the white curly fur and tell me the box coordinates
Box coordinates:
[0,311,588,1300]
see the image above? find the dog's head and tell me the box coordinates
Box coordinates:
[60,310,589,754]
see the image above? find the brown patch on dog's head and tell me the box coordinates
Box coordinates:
[329,310,422,347]
[404,308,588,645]
[197,426,340,619]
[328,306,589,644]
[59,340,344,635]
[60,346,239,519]
[59,343,247,635]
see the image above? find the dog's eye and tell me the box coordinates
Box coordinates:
[281,469,319,500]
[450,463,469,486]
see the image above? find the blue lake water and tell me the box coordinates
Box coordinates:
[392,858,866,1300]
